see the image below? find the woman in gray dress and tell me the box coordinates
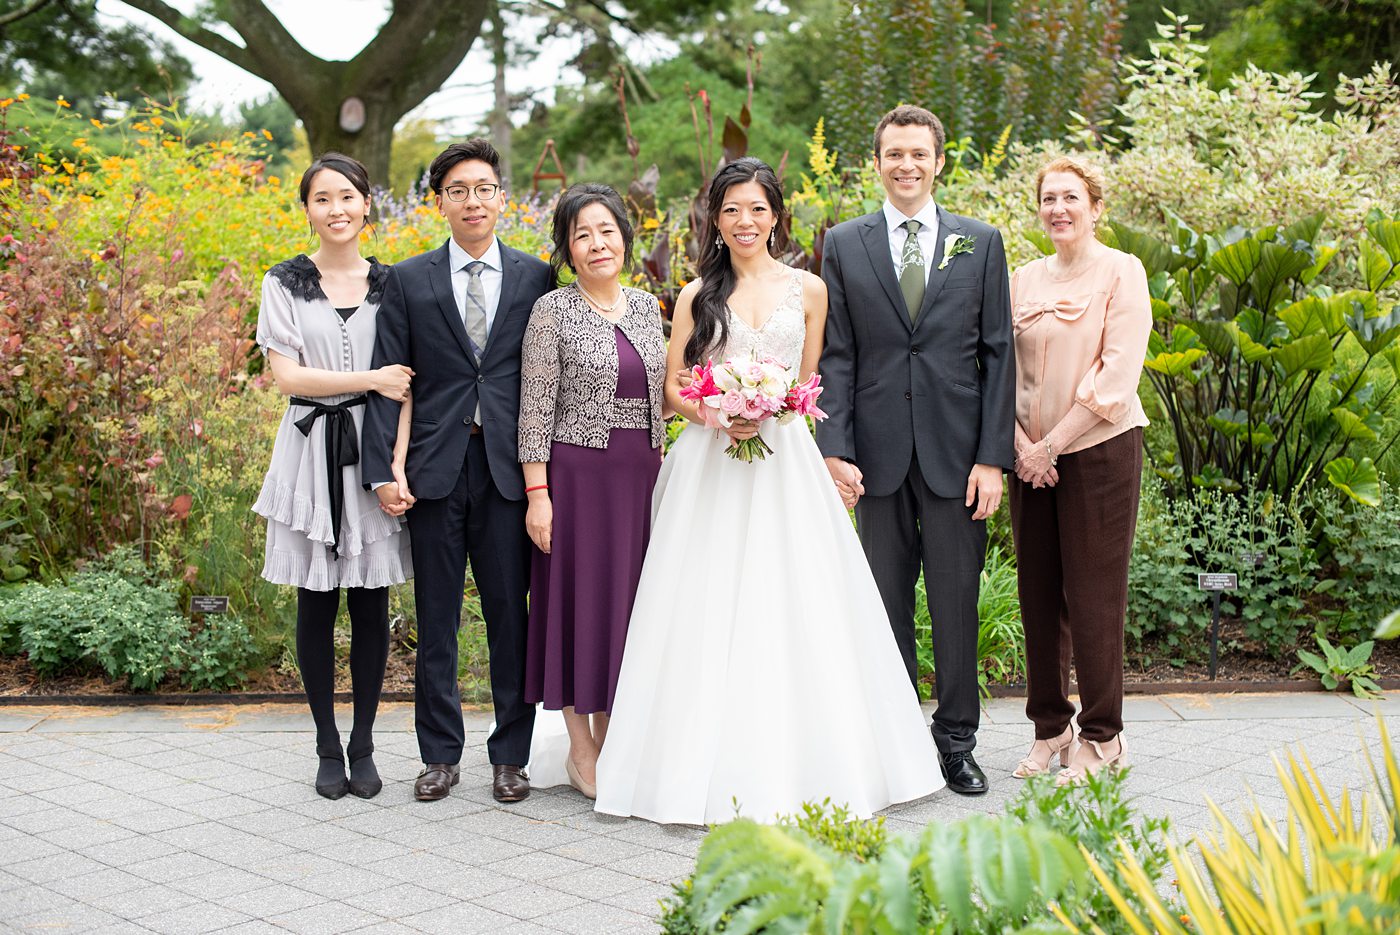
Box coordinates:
[252,153,414,800]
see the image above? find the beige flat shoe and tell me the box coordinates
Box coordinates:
[1056,736,1126,786]
[1013,726,1076,778]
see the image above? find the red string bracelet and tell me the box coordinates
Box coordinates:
[524,484,549,493]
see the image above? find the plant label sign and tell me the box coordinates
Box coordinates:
[191,595,230,614]
[1238,551,1266,567]
[1198,573,1238,591]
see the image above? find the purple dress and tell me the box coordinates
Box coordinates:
[524,328,661,714]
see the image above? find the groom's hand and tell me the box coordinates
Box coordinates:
[965,463,1003,521]
[825,457,865,509]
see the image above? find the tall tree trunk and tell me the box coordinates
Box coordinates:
[488,5,512,186]
[117,0,490,182]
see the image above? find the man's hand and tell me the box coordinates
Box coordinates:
[376,482,411,517]
[825,456,865,510]
[391,462,416,510]
[965,463,1003,521]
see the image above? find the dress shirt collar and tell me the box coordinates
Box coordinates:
[883,199,940,236]
[448,235,502,273]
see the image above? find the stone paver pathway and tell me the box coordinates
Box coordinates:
[1,692,1395,933]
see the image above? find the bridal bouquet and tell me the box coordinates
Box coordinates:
[678,355,827,462]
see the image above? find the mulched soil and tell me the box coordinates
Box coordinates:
[3,621,1397,699]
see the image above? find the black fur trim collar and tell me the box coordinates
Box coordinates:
[269,254,389,304]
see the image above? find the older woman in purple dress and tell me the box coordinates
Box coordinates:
[517,184,669,799]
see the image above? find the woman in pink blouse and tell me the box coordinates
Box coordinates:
[1008,156,1151,784]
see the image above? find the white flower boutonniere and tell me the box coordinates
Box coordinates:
[938,234,977,270]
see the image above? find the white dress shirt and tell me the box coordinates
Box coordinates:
[882,199,940,285]
[448,235,504,336]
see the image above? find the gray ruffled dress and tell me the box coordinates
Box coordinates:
[252,255,413,591]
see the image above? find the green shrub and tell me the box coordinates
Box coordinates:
[0,546,256,691]
[180,615,256,692]
[1128,479,1317,660]
[1004,770,1175,934]
[1,548,187,688]
[661,770,1168,933]
[1311,479,1400,641]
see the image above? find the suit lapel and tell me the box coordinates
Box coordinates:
[915,210,967,326]
[857,215,912,333]
[484,245,524,365]
[429,242,477,366]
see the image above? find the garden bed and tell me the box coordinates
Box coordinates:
[5,630,1398,704]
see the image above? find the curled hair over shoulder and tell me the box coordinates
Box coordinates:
[872,105,946,157]
[428,138,503,192]
[1035,155,1106,206]
[298,152,372,205]
[684,157,787,368]
[549,183,634,282]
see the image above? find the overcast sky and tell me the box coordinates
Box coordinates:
[97,0,670,134]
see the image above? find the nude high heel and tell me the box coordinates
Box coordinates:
[1013,726,1077,778]
[1055,735,1126,786]
[565,757,597,800]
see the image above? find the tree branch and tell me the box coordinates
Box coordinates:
[353,0,489,109]
[0,0,59,30]
[115,0,259,72]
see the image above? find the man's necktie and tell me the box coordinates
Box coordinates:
[899,219,925,322]
[464,260,488,361]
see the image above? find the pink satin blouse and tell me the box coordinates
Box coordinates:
[1010,247,1151,454]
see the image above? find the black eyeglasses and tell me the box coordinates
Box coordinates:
[441,183,501,202]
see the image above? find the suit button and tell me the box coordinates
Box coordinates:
[463,418,471,426]
[477,375,485,383]
[911,347,920,355]
[904,391,912,400]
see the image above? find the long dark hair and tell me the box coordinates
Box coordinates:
[684,157,786,367]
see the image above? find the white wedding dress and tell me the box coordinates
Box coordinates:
[576,270,943,825]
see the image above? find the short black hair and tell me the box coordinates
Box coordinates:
[549,183,634,282]
[298,152,372,205]
[873,105,947,158]
[428,139,503,192]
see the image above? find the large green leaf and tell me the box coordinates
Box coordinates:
[1251,240,1315,312]
[1281,212,1326,246]
[1271,333,1333,377]
[1278,296,1343,337]
[1144,347,1207,377]
[1187,319,1240,358]
[1347,304,1400,356]
[1300,244,1339,284]
[1376,609,1400,640]
[1357,237,1399,292]
[1109,221,1178,279]
[1209,236,1263,286]
[1365,213,1400,262]
[1330,406,1382,441]
[1325,456,1382,506]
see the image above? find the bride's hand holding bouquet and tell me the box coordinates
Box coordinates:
[677,356,827,462]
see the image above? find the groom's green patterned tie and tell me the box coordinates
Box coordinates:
[899,219,925,322]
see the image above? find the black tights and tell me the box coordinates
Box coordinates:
[296,587,389,761]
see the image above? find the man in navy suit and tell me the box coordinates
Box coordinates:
[363,140,553,802]
[817,106,1015,796]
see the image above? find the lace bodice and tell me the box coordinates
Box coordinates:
[716,269,807,369]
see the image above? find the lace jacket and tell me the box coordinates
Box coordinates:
[518,285,668,462]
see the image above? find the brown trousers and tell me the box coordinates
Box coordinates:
[1009,427,1142,743]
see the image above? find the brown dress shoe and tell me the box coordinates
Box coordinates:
[414,763,460,801]
[492,764,530,802]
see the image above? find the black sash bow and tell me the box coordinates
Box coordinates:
[290,395,367,559]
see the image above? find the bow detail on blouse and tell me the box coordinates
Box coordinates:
[1013,297,1090,335]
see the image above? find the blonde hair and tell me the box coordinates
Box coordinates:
[1035,155,1105,206]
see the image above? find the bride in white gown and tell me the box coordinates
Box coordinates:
[578,158,943,825]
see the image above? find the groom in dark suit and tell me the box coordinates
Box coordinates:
[817,106,1015,795]
[363,140,553,803]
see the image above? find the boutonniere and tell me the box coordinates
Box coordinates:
[938,234,976,270]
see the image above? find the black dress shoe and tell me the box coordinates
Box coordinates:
[414,763,461,801]
[939,751,989,796]
[315,756,350,800]
[492,764,530,802]
[348,753,383,799]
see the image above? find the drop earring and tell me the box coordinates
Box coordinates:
[714,232,724,248]
[768,229,776,247]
